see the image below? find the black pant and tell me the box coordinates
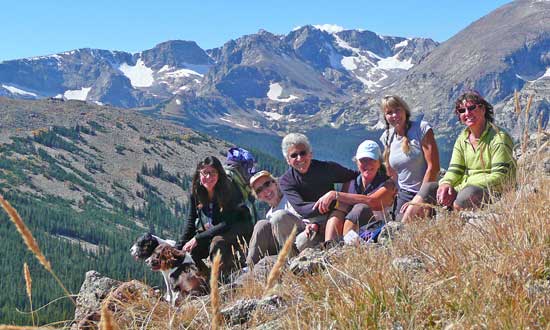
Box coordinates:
[191,222,253,277]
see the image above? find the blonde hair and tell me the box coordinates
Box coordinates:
[381,95,412,169]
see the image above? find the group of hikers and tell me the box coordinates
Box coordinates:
[175,91,516,278]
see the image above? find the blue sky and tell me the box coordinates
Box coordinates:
[0,0,510,62]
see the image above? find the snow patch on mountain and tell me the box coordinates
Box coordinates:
[119,59,154,87]
[341,57,358,70]
[394,39,410,49]
[327,43,344,69]
[373,120,387,130]
[313,24,345,34]
[64,87,91,101]
[220,116,249,128]
[183,64,211,75]
[332,34,416,90]
[378,55,414,70]
[159,64,211,77]
[163,68,203,78]
[516,67,550,82]
[2,84,37,97]
[267,83,298,102]
[257,110,283,121]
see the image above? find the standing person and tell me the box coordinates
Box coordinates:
[246,170,305,265]
[380,95,440,222]
[176,156,253,277]
[433,91,515,209]
[313,140,396,236]
[279,133,357,248]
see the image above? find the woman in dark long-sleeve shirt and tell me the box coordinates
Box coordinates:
[176,156,252,276]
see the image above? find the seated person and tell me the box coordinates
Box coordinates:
[314,140,396,236]
[176,156,253,277]
[246,171,305,266]
[379,95,440,222]
[420,91,516,210]
[278,133,358,249]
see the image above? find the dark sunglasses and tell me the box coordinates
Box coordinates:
[254,180,275,195]
[456,104,478,114]
[289,150,308,159]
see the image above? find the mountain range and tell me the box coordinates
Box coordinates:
[0,24,437,130]
[2,2,549,157]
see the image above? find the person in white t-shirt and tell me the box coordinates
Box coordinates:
[379,95,440,222]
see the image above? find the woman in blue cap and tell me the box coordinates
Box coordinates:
[314,140,396,237]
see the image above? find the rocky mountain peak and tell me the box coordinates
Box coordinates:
[141,40,214,70]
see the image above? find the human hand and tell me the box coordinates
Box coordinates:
[313,191,336,214]
[401,195,423,214]
[182,237,197,252]
[304,223,319,240]
[400,201,411,214]
[437,184,456,207]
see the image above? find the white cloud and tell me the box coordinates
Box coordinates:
[313,24,345,34]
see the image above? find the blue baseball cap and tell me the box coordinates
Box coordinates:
[355,140,381,160]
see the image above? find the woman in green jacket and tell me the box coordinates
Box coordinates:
[424,91,516,210]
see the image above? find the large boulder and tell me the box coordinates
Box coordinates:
[221,295,284,325]
[71,270,121,330]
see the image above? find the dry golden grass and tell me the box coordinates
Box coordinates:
[264,225,297,296]
[274,146,550,329]
[99,303,117,330]
[23,263,35,327]
[102,280,203,329]
[0,326,53,329]
[3,132,550,329]
[210,251,222,330]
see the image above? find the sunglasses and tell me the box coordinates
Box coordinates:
[289,150,308,159]
[199,170,218,177]
[456,104,478,114]
[254,180,275,195]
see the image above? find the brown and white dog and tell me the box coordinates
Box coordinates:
[130,233,176,261]
[145,243,208,305]
[130,233,207,305]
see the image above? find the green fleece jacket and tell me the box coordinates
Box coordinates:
[440,123,516,192]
